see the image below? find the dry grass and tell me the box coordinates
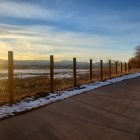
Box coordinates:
[0,67,131,105]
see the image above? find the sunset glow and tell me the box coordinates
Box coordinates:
[0,0,140,61]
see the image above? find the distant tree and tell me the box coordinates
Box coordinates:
[129,46,140,68]
[135,46,140,56]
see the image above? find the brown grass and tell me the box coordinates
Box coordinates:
[0,67,131,105]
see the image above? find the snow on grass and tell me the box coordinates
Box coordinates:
[0,73,140,120]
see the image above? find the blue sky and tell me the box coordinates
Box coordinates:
[0,0,140,61]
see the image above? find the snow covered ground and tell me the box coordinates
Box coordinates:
[0,73,140,120]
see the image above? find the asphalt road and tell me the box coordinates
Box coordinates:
[0,77,140,140]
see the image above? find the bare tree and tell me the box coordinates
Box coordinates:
[135,46,140,56]
[129,46,140,68]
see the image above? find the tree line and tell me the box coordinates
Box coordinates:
[129,46,140,68]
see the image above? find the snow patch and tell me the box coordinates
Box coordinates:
[0,73,140,120]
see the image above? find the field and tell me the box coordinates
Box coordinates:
[0,65,129,105]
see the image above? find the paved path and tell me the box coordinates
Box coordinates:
[0,77,140,140]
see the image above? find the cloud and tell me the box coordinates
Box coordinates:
[1,0,140,37]
[0,1,55,20]
[0,0,139,62]
[0,23,112,60]
[0,22,137,61]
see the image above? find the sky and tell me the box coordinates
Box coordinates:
[0,0,140,61]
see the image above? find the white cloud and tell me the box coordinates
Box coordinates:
[0,23,132,61]
[0,1,55,19]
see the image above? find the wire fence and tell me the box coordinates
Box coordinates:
[0,51,131,105]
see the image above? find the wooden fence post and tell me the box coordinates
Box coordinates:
[90,59,92,81]
[116,61,118,75]
[50,55,54,93]
[109,60,111,79]
[73,58,77,87]
[100,60,103,80]
[125,62,127,73]
[121,62,123,74]
[8,51,14,103]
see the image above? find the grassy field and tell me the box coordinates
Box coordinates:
[0,66,131,105]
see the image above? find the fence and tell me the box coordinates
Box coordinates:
[0,51,131,104]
